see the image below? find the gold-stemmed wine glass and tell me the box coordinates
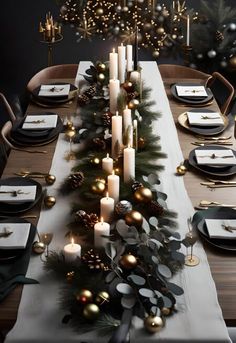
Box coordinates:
[39,232,54,258]
[185,218,200,267]
[65,126,76,160]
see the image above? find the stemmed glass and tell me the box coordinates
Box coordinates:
[64,125,76,161]
[39,232,54,258]
[185,218,200,267]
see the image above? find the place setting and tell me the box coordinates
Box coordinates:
[170,83,213,106]
[9,112,63,146]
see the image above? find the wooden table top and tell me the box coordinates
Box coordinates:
[0,75,235,337]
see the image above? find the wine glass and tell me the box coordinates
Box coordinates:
[65,127,76,160]
[39,232,54,258]
[185,218,200,267]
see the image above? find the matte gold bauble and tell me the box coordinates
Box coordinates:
[96,8,104,15]
[91,179,106,194]
[96,62,106,72]
[45,174,56,185]
[44,195,56,208]
[32,241,46,254]
[134,187,153,203]
[123,81,134,92]
[76,289,93,304]
[161,307,171,316]
[138,137,145,149]
[90,157,101,166]
[83,303,100,320]
[157,27,165,34]
[97,73,105,82]
[95,291,110,305]
[120,254,138,270]
[144,315,164,333]
[153,50,160,58]
[229,55,236,69]
[176,164,187,175]
[125,210,143,227]
[128,99,140,109]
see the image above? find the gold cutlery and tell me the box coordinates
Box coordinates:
[197,153,233,159]
[0,190,30,197]
[0,227,13,238]
[21,215,37,219]
[14,148,47,154]
[195,135,231,141]
[199,200,236,208]
[192,142,233,146]
[24,120,46,124]
[202,178,236,185]
[222,224,236,233]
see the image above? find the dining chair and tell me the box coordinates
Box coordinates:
[206,71,235,115]
[26,64,79,93]
[0,93,17,124]
[158,64,211,81]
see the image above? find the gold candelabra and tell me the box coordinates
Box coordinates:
[39,12,63,66]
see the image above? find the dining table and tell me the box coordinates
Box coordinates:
[0,61,235,342]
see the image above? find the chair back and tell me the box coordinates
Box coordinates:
[27,64,79,93]
[0,93,16,126]
[158,64,211,81]
[206,72,235,115]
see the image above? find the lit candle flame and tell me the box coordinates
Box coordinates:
[112,170,115,175]
[106,153,109,158]
[106,192,109,198]
[112,48,115,53]
[101,217,104,224]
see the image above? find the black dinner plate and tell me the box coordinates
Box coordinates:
[177,109,228,136]
[0,217,34,261]
[10,114,63,146]
[31,82,77,105]
[170,83,213,105]
[0,177,42,215]
[188,146,236,177]
[193,207,236,251]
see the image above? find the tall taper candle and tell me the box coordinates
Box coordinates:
[100,193,115,222]
[94,218,110,248]
[109,78,120,114]
[126,45,133,72]
[109,48,118,80]
[102,153,113,174]
[118,43,126,84]
[108,170,120,204]
[123,105,132,132]
[186,15,190,46]
[133,119,138,150]
[134,27,138,70]
[124,144,135,183]
[112,111,123,158]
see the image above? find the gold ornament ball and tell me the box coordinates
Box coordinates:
[123,81,134,92]
[45,174,56,185]
[120,254,138,270]
[65,121,73,130]
[128,99,140,109]
[161,307,171,316]
[229,56,236,69]
[44,195,56,208]
[157,27,165,34]
[83,303,100,321]
[32,241,46,254]
[65,127,76,139]
[176,164,187,176]
[125,210,143,227]
[153,50,160,58]
[76,289,93,304]
[91,179,106,195]
[96,8,104,16]
[144,315,164,333]
[134,187,153,203]
[90,157,101,166]
[95,291,110,305]
[96,62,106,72]
[138,137,145,149]
[97,73,105,82]
[114,167,122,176]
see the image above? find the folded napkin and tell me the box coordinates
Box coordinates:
[205,219,236,239]
[0,223,31,249]
[0,225,38,302]
[195,149,236,166]
[176,85,208,97]
[22,114,58,130]
[187,112,224,126]
[0,185,37,203]
[38,84,70,97]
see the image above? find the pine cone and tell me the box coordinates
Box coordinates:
[128,91,139,101]
[78,94,90,106]
[102,112,111,127]
[75,210,99,229]
[82,249,106,271]
[149,200,164,216]
[131,181,144,193]
[92,137,106,150]
[84,85,97,98]
[215,30,224,42]
[68,172,84,189]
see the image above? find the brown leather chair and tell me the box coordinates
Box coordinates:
[27,64,79,93]
[206,72,235,115]
[158,64,211,81]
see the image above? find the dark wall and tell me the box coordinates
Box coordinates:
[0,0,235,96]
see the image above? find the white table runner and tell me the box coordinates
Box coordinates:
[5,62,230,342]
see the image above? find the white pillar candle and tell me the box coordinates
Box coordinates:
[100,192,115,223]
[118,43,126,84]
[102,153,113,174]
[126,45,133,72]
[123,105,132,132]
[133,119,138,150]
[124,145,135,183]
[109,48,118,80]
[128,125,133,147]
[130,70,140,83]
[94,217,110,248]
[63,238,81,262]
[108,170,120,204]
[109,78,120,114]
[112,111,123,158]
[186,15,190,46]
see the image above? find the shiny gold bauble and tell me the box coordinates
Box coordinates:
[153,50,160,58]
[138,137,145,149]
[97,73,105,82]
[134,187,153,203]
[83,303,100,320]
[96,62,106,72]
[91,179,106,194]
[32,241,46,254]
[76,289,93,304]
[96,8,104,16]
[95,291,110,305]
[65,127,76,139]
[144,315,164,333]
[161,307,171,316]
[120,254,138,270]
[157,27,165,34]
[229,55,236,69]
[176,164,187,176]
[45,174,56,185]
[44,195,56,208]
[114,167,122,176]
[128,99,140,109]
[125,210,143,227]
[64,121,73,130]
[90,157,101,166]
[122,81,134,92]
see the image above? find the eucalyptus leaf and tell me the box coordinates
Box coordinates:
[124,237,139,245]
[171,251,185,263]
[162,296,173,308]
[142,175,148,182]
[78,128,88,135]
[157,264,172,279]
[149,216,158,228]
[148,173,159,185]
[116,220,129,237]
[150,306,160,316]
[157,198,167,209]
[139,288,155,298]
[127,274,146,286]
[151,255,159,265]
[156,191,167,201]
[150,297,158,305]
[142,217,150,234]
[121,295,136,309]
[168,240,181,250]
[166,282,184,296]
[105,271,116,284]
[140,233,149,244]
[105,242,116,260]
[116,283,134,295]
[149,238,163,249]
